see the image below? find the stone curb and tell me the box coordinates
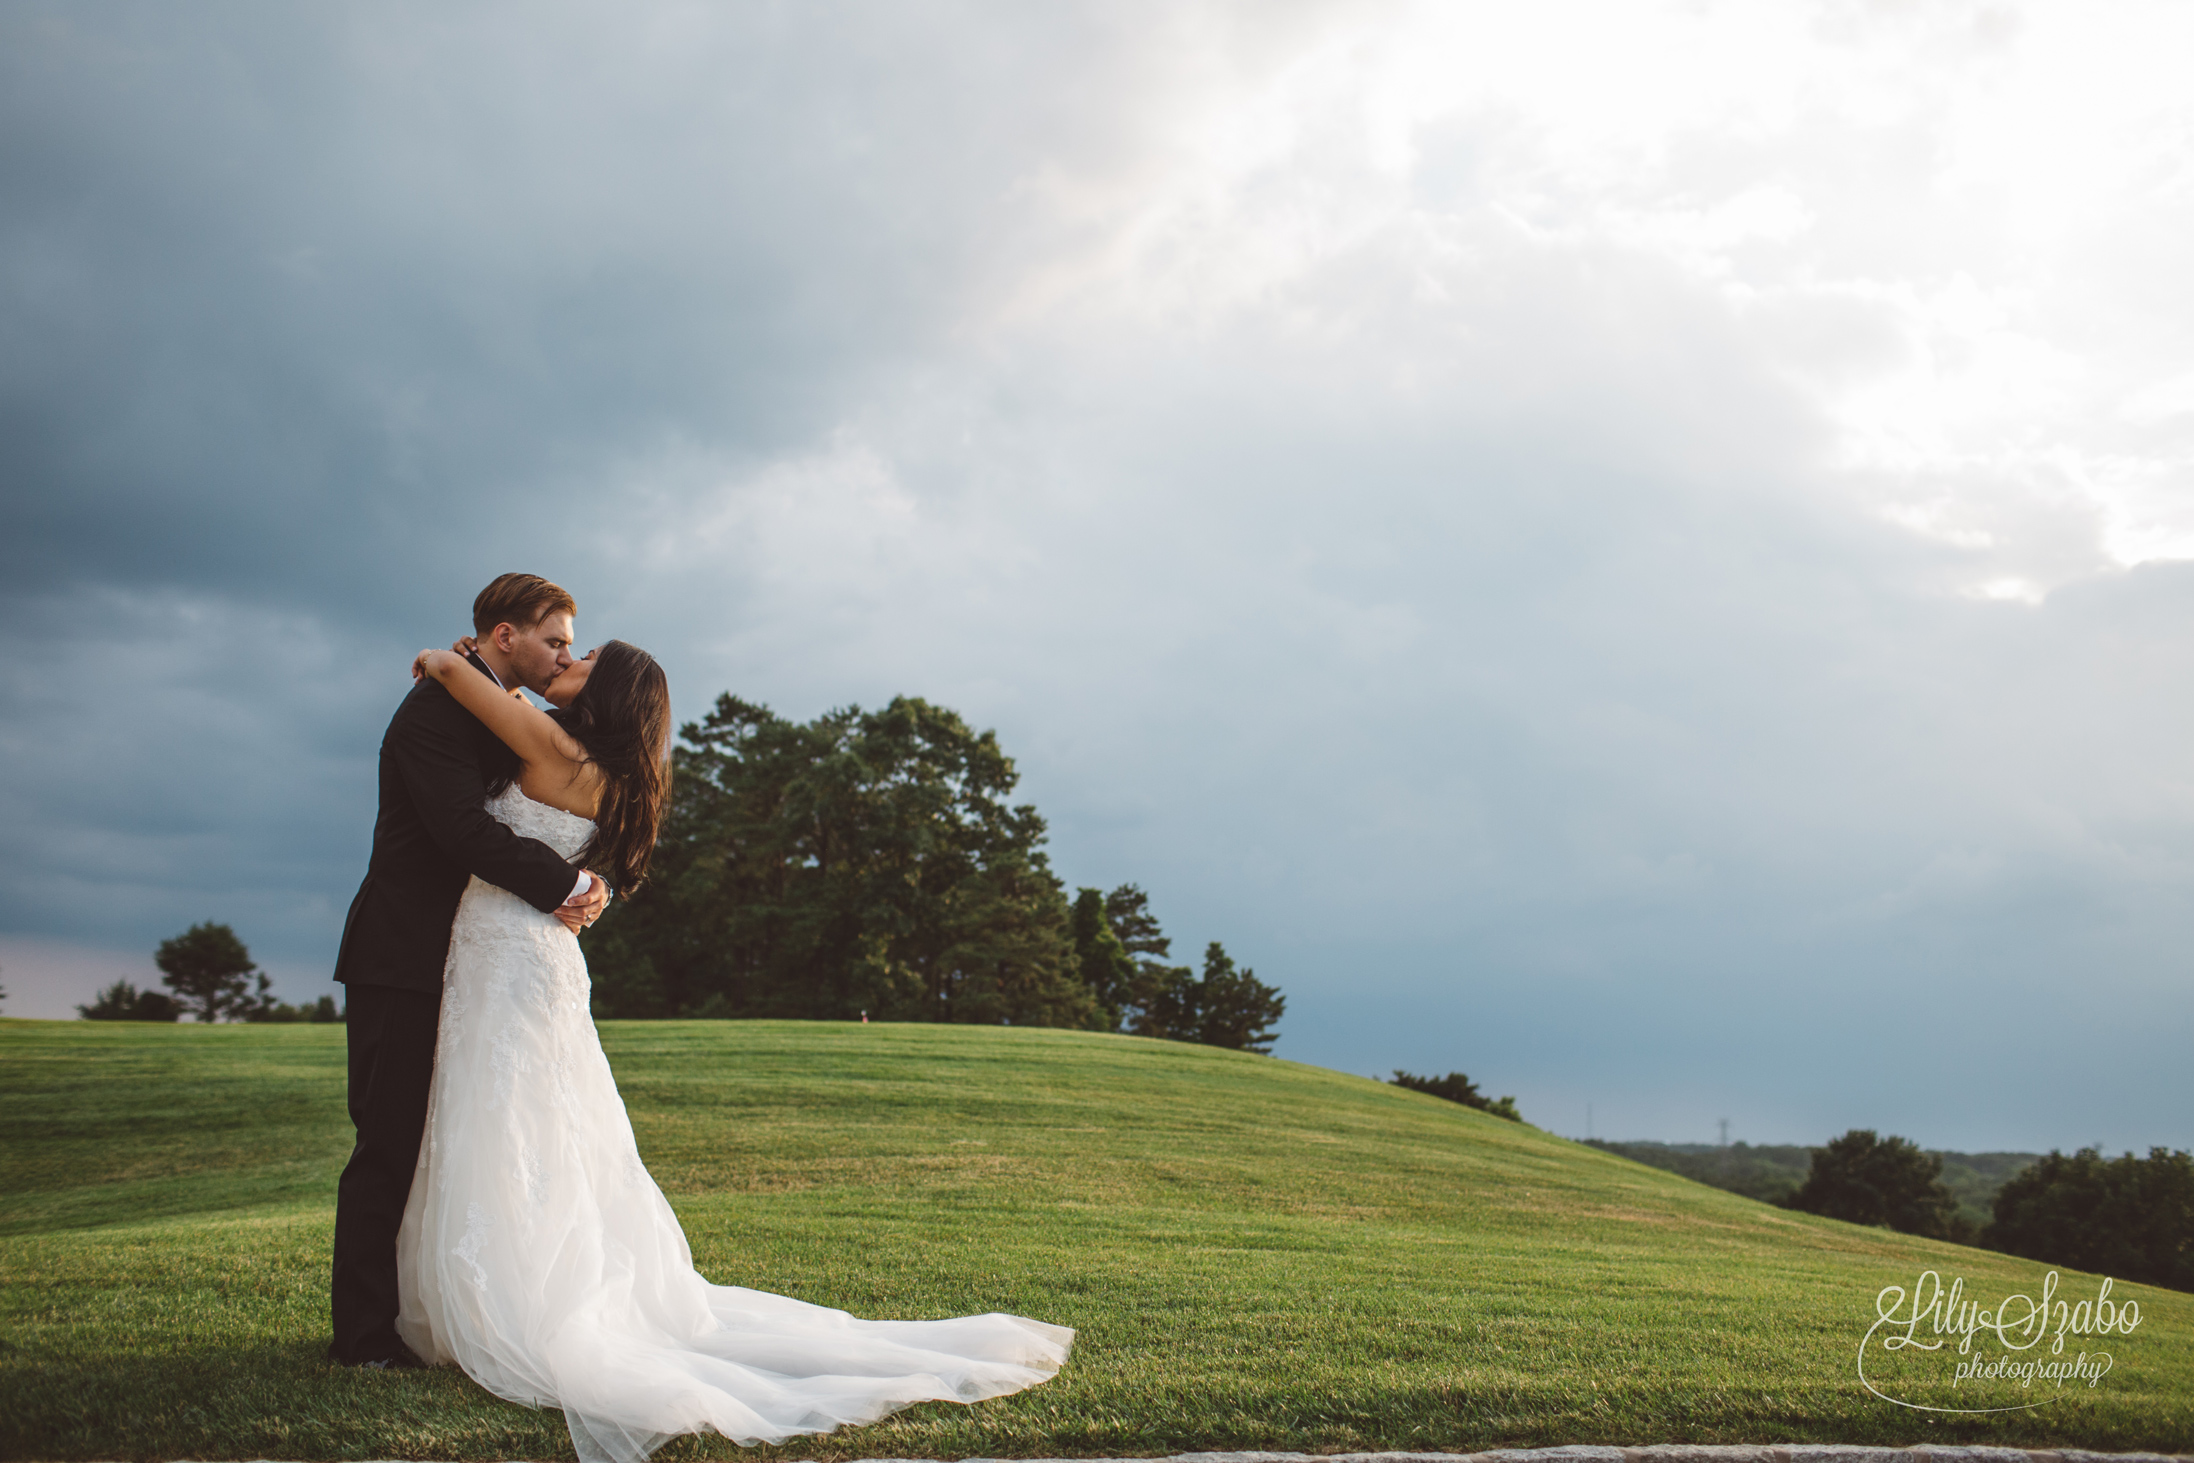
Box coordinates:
[790,1451,2194,1463]
[180,1453,2194,1463]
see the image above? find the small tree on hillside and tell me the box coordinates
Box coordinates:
[1096,887,1289,1050]
[1391,1069,1522,1122]
[1194,942,1285,1053]
[1117,937,1285,1053]
[1782,1129,1966,1240]
[155,922,260,1023]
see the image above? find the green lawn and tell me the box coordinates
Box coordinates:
[2,1017,2187,1460]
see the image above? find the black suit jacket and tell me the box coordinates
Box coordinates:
[333,655,579,994]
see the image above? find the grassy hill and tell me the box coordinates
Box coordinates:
[2,1017,2188,1460]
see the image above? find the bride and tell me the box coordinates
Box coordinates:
[397,640,1073,1463]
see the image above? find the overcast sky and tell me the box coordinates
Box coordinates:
[5,0,2193,1152]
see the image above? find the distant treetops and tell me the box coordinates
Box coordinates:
[78,921,339,1024]
[1986,1144,2193,1294]
[1638,1125,2193,1296]
[583,692,1286,1052]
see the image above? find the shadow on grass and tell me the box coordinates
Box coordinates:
[0,1339,573,1462]
[10,1342,2182,1463]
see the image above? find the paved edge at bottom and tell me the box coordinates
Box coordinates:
[181,1451,2194,1463]
[789,1449,2194,1463]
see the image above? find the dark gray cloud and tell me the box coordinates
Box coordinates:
[5,0,2191,1154]
[0,0,1155,606]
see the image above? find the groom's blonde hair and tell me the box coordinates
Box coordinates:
[472,573,577,636]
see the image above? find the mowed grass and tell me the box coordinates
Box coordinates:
[2,1018,2189,1460]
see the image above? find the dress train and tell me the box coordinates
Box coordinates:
[395,787,1072,1463]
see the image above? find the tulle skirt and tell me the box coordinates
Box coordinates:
[395,874,1072,1463]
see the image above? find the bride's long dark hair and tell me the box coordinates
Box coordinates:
[551,640,672,894]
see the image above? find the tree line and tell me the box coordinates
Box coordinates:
[581,693,1286,1050]
[77,695,1287,1053]
[1605,1127,2192,1294]
[1584,1136,2036,1218]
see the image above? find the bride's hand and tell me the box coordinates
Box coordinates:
[412,648,455,683]
[450,634,480,657]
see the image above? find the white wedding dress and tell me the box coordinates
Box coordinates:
[395,786,1073,1463]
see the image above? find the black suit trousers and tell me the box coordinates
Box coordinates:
[328,981,441,1363]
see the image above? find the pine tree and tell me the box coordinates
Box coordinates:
[1069,888,1139,1030]
[1192,942,1286,1053]
[1098,884,1196,1039]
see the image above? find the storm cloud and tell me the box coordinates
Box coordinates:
[6,0,2193,1151]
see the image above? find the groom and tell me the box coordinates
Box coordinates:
[327,572,612,1369]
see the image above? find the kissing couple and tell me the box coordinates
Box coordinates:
[325,574,1072,1463]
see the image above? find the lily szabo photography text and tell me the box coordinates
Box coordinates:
[1860,1270,2147,1413]
[5,3,2194,1461]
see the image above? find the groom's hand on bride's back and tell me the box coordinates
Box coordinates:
[554,871,610,934]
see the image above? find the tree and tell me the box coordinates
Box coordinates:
[1782,1129,1966,1240]
[154,922,260,1022]
[1985,1147,2193,1293]
[1113,936,1284,1053]
[237,971,290,1022]
[1076,888,1287,1051]
[1391,1069,1522,1122]
[593,694,1097,1027]
[1193,942,1286,1053]
[77,980,183,1022]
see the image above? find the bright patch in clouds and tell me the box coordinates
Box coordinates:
[1009,1,2194,593]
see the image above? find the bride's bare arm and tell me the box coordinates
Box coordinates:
[413,648,584,776]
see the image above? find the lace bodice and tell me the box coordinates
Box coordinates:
[435,783,596,1088]
[484,783,594,860]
